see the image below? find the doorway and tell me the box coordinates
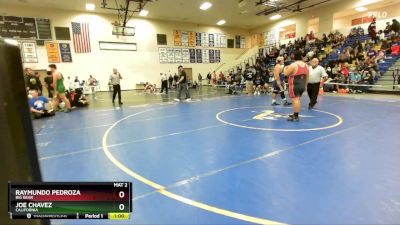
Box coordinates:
[183,68,193,83]
[34,69,49,96]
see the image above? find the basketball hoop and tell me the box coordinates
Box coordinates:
[102,0,154,37]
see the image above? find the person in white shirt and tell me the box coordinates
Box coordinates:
[307,58,328,109]
[160,73,168,94]
[109,68,123,104]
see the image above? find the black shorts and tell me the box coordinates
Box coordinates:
[272,80,284,93]
[288,75,306,98]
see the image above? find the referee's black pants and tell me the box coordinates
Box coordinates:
[112,84,122,103]
[161,80,168,94]
[307,82,320,107]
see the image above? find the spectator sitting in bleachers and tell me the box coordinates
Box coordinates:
[348,27,357,38]
[349,71,363,93]
[252,74,265,95]
[384,22,392,35]
[367,47,377,59]
[391,19,400,34]
[356,26,365,36]
[363,71,374,85]
[228,71,243,95]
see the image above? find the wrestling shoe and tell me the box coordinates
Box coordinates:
[283,101,292,106]
[287,115,300,122]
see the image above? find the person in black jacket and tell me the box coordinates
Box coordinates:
[391,19,400,33]
[44,70,54,98]
[168,74,173,89]
[173,73,179,89]
[206,72,212,84]
[24,68,42,94]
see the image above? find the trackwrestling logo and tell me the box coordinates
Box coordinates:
[252,110,314,121]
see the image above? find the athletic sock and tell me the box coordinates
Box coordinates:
[294,112,299,118]
[272,99,276,104]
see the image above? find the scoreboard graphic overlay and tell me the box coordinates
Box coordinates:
[8,182,132,220]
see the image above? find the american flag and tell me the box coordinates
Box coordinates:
[71,22,91,53]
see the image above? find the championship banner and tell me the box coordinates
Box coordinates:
[167,48,175,63]
[182,49,190,63]
[18,43,24,63]
[189,49,196,63]
[195,49,202,63]
[201,33,208,48]
[258,48,264,57]
[209,49,215,63]
[181,31,189,47]
[189,32,196,47]
[265,30,278,46]
[196,32,202,46]
[214,34,220,48]
[215,50,221,63]
[264,32,268,46]
[208,34,214,47]
[21,42,38,63]
[46,42,61,63]
[259,33,265,47]
[59,43,72,63]
[240,36,246,48]
[235,35,241,48]
[158,47,168,63]
[174,30,182,46]
[174,48,182,63]
[220,35,227,48]
[202,49,209,63]
[285,32,296,39]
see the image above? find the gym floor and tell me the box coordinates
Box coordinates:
[33,87,400,225]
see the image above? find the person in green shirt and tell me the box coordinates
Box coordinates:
[49,64,71,112]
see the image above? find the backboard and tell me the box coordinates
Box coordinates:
[112,26,135,36]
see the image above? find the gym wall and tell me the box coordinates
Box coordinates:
[0,3,251,91]
[250,0,400,43]
[333,4,400,35]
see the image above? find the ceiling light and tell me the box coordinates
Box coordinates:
[139,9,149,16]
[216,20,226,25]
[355,7,368,12]
[356,0,382,7]
[85,3,95,11]
[270,14,282,20]
[200,2,212,10]
[4,38,19,46]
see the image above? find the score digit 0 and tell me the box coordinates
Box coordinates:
[119,191,125,198]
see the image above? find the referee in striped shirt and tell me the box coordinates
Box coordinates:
[307,58,328,109]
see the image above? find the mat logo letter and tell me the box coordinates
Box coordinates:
[253,110,281,121]
[253,110,314,121]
